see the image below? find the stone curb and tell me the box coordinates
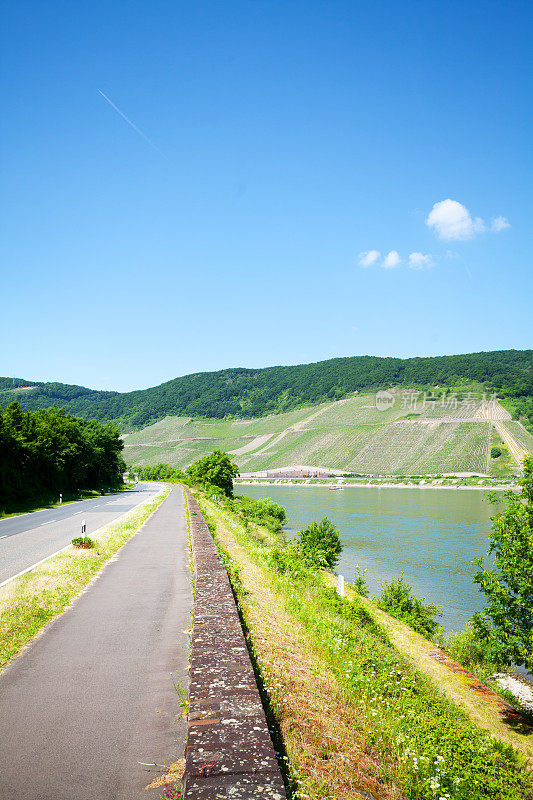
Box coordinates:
[182,490,287,799]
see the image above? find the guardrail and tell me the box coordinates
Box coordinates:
[182,489,287,799]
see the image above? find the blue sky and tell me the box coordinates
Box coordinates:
[1,0,531,391]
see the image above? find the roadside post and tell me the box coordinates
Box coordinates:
[337,574,345,597]
[81,520,86,536]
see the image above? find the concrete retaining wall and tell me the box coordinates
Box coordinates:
[182,489,287,799]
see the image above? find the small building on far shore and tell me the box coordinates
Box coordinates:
[239,464,348,480]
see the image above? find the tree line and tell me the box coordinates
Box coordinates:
[1,349,532,430]
[0,401,125,508]
[135,451,239,497]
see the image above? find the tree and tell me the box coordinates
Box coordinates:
[0,401,125,507]
[296,517,342,569]
[186,450,239,497]
[472,457,533,669]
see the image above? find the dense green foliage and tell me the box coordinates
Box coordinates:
[352,565,369,596]
[205,495,533,800]
[135,463,186,482]
[512,396,533,432]
[472,457,533,669]
[296,517,343,569]
[2,349,531,430]
[446,621,502,673]
[377,574,443,639]
[186,450,239,497]
[0,401,125,508]
[227,495,287,532]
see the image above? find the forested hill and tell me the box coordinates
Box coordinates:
[1,349,532,430]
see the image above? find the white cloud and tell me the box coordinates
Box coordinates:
[382,250,401,268]
[408,252,433,270]
[491,215,510,232]
[358,249,380,267]
[426,199,485,240]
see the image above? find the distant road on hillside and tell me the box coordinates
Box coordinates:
[0,483,160,585]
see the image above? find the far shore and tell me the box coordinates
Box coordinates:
[236,480,518,492]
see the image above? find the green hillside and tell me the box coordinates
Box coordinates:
[123,393,533,476]
[1,349,532,431]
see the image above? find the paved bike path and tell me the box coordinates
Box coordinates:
[0,486,192,800]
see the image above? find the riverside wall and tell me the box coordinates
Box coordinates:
[182,489,286,799]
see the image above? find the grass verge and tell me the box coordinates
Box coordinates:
[195,491,532,800]
[0,484,171,671]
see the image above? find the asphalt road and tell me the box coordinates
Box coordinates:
[0,482,160,585]
[0,486,192,800]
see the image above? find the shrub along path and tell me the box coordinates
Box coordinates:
[0,486,192,800]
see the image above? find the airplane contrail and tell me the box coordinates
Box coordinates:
[98,89,164,156]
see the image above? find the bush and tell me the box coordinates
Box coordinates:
[491,446,502,459]
[71,536,95,549]
[377,574,442,639]
[268,544,315,581]
[352,565,369,596]
[446,621,502,672]
[231,496,286,532]
[296,517,342,569]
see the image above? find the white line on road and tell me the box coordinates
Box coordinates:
[0,497,99,525]
[0,492,131,527]
[0,494,157,590]
[0,544,73,589]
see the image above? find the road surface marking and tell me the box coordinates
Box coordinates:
[0,544,73,589]
[0,501,149,590]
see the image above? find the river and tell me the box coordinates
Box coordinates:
[237,484,499,634]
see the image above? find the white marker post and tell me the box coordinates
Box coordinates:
[338,574,345,598]
[59,493,62,504]
[81,520,86,536]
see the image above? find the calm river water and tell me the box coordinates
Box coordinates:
[237,484,499,634]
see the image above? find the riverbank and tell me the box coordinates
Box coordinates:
[195,490,533,799]
[236,479,518,491]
